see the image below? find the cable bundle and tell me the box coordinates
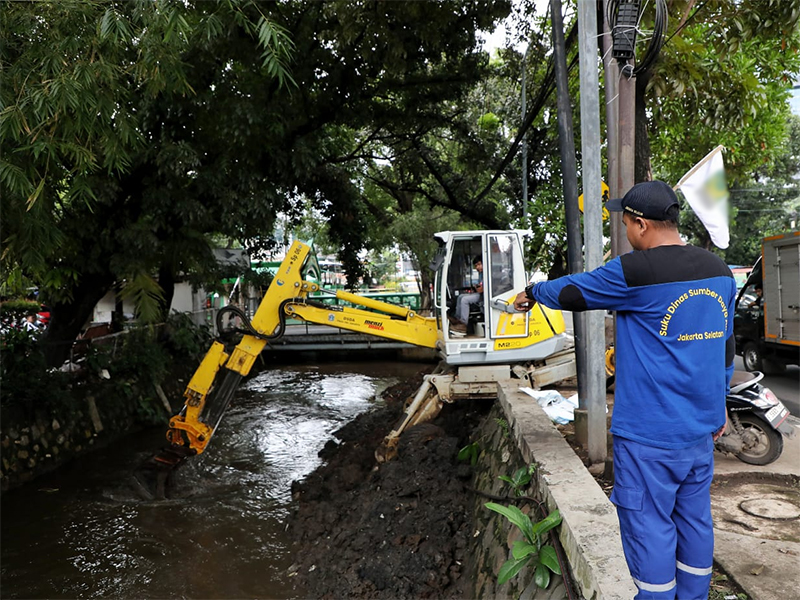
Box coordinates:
[608,0,668,76]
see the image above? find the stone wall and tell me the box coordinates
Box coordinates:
[1,386,172,491]
[465,403,571,600]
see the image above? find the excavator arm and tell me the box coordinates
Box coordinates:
[147,240,439,472]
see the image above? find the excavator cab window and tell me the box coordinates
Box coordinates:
[488,234,515,298]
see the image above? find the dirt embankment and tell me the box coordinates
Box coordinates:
[287,369,496,599]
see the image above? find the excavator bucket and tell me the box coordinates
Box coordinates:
[375,378,443,463]
[133,444,196,500]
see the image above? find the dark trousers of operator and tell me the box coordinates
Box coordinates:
[610,435,715,600]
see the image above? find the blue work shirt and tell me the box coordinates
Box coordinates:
[528,244,736,449]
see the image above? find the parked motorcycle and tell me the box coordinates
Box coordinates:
[716,370,795,465]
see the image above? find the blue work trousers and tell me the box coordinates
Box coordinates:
[610,435,715,600]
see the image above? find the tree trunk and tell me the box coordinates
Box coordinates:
[418,270,432,313]
[547,248,569,280]
[41,274,115,368]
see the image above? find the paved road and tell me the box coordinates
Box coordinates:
[734,357,800,416]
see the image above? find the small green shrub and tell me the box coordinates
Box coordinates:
[495,417,510,439]
[164,311,212,358]
[498,465,535,497]
[485,503,562,588]
[114,326,168,383]
[457,441,481,466]
[0,328,70,415]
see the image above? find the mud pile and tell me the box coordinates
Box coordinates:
[287,370,494,599]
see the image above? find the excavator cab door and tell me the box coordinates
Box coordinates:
[485,232,529,338]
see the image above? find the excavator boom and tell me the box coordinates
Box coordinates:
[138,233,570,495]
[144,240,439,472]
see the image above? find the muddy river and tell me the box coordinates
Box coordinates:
[1,360,425,599]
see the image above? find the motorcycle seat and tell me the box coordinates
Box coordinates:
[730,370,764,393]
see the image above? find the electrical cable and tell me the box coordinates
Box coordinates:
[607,0,668,76]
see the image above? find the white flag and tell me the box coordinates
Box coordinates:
[675,145,730,248]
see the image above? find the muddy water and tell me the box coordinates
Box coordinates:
[1,361,425,599]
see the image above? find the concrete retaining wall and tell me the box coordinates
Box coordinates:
[466,402,570,599]
[494,380,637,600]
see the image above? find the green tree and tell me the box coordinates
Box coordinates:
[2,0,294,366]
[723,114,800,266]
[2,0,512,366]
[358,7,580,280]
[630,0,800,252]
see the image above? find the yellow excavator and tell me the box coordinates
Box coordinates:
[140,230,571,492]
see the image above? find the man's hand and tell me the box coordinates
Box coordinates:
[712,420,727,442]
[513,291,534,312]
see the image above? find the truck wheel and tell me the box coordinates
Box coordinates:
[734,413,784,465]
[742,342,763,372]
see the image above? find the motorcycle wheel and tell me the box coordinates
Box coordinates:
[734,413,784,465]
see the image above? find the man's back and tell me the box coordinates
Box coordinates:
[610,244,736,448]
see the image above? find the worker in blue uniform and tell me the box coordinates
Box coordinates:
[513,180,736,600]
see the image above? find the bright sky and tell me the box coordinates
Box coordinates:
[479,0,550,53]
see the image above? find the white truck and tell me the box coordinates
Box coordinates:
[734,231,800,372]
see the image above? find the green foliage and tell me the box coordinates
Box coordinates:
[494,417,510,439]
[114,327,168,383]
[1,0,295,357]
[164,311,213,359]
[0,329,70,414]
[2,0,515,362]
[723,114,800,265]
[119,272,165,324]
[644,0,800,254]
[485,502,562,587]
[457,441,481,466]
[478,112,501,133]
[498,465,534,497]
[1,300,41,319]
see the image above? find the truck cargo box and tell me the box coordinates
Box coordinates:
[762,232,800,347]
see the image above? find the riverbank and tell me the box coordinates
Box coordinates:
[286,370,578,599]
[0,321,205,491]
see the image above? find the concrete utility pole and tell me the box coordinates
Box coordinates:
[577,0,606,465]
[550,0,589,414]
[521,44,530,226]
[603,0,634,257]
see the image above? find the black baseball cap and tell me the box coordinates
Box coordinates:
[605,180,679,221]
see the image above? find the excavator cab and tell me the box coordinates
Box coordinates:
[433,230,568,365]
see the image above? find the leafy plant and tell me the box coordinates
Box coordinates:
[495,417,510,439]
[457,441,481,466]
[498,465,534,497]
[485,503,562,588]
[0,300,41,317]
[165,311,212,358]
[0,328,70,414]
[113,327,168,383]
